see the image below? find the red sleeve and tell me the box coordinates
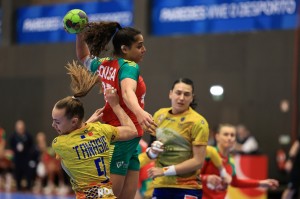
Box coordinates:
[231,175,260,188]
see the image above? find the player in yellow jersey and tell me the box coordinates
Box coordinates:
[51,62,137,199]
[137,143,232,199]
[140,78,208,199]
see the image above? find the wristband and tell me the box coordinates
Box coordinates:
[146,147,158,159]
[220,168,228,178]
[163,165,177,176]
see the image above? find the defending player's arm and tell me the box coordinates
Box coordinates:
[148,119,208,178]
[231,175,278,189]
[105,88,137,140]
[148,144,206,178]
[139,140,164,167]
[86,108,104,123]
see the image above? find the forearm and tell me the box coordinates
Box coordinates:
[76,34,90,63]
[171,145,206,175]
[231,176,259,188]
[174,157,204,175]
[122,88,143,115]
[111,104,135,130]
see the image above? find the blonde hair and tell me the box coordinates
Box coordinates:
[54,61,100,120]
[66,60,99,98]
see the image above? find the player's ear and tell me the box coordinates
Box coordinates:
[71,117,79,125]
[121,45,128,54]
[169,90,173,100]
[215,133,220,142]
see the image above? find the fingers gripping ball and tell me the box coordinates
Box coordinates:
[63,9,88,34]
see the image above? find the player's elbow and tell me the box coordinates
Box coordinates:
[127,126,138,139]
[131,128,138,137]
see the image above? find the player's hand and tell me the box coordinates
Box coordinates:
[146,141,164,159]
[105,88,119,108]
[206,175,222,190]
[148,167,164,179]
[86,107,104,123]
[222,172,232,184]
[259,179,279,190]
[137,110,157,131]
[151,140,164,154]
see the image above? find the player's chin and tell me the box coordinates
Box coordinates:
[137,56,144,63]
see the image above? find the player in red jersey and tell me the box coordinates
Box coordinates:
[76,21,155,199]
[200,123,278,199]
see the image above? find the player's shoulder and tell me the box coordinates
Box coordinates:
[206,145,217,153]
[98,57,112,62]
[52,135,62,147]
[154,107,170,116]
[228,154,235,164]
[189,108,206,119]
[119,58,139,68]
[187,108,208,126]
[88,122,110,132]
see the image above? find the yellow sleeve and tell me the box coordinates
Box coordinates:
[139,152,154,168]
[206,146,222,169]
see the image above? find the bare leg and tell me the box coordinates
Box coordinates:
[118,170,139,199]
[111,173,126,197]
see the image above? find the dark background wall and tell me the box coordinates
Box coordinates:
[0,0,295,181]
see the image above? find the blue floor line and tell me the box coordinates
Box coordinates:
[0,192,75,199]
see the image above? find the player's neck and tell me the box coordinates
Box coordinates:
[218,145,230,157]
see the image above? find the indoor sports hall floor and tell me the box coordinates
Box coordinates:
[0,192,75,199]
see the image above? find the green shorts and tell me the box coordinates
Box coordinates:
[110,137,141,176]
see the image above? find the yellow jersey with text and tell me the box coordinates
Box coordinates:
[152,107,209,190]
[52,122,119,193]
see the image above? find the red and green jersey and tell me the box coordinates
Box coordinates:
[85,57,146,137]
[200,146,259,199]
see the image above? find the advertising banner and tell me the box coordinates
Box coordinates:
[17,0,133,44]
[152,0,299,36]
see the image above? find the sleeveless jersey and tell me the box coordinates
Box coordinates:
[52,122,119,192]
[152,107,209,190]
[86,57,146,137]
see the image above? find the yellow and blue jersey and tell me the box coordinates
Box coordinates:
[52,122,119,193]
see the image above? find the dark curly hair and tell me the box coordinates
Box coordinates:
[82,21,141,57]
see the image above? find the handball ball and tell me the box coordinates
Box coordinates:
[63,9,88,34]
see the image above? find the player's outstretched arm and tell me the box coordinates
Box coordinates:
[76,34,90,63]
[86,107,104,123]
[259,179,279,190]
